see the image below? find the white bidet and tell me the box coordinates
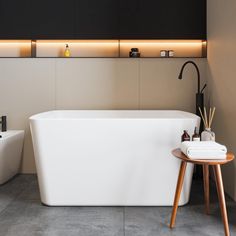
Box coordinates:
[0,130,24,184]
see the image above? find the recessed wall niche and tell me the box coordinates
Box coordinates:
[36,40,119,58]
[120,40,206,58]
[0,40,31,57]
[0,40,207,58]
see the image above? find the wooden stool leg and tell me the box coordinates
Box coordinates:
[203,164,210,214]
[170,161,187,229]
[213,166,219,195]
[213,165,230,236]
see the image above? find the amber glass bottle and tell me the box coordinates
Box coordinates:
[192,127,200,141]
[181,130,190,142]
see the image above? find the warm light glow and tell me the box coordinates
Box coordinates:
[119,40,205,57]
[120,40,203,44]
[36,40,118,45]
[0,40,31,44]
[0,40,31,57]
[0,40,207,58]
[36,40,119,57]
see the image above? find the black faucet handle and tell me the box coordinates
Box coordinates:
[1,116,7,132]
[201,83,207,93]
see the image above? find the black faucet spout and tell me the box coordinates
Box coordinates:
[178,60,201,94]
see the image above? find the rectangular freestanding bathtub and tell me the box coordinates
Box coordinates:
[30,110,200,206]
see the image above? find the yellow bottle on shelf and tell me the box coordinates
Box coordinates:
[64,44,71,57]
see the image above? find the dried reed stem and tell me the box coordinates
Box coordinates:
[209,107,212,128]
[199,107,207,128]
[209,107,216,128]
[204,107,209,128]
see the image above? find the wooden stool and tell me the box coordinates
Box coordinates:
[170,148,234,236]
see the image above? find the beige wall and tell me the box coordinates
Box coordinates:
[208,0,236,200]
[0,58,206,173]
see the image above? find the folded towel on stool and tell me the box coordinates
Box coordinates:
[180,141,227,159]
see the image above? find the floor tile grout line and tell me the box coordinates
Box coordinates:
[123,207,125,236]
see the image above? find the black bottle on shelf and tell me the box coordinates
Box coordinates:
[129,48,141,58]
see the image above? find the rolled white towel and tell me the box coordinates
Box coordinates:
[180,141,227,160]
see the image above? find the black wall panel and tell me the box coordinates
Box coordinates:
[75,0,119,39]
[32,0,75,39]
[0,0,206,39]
[0,0,32,39]
[119,0,206,39]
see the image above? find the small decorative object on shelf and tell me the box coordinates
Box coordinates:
[168,50,174,57]
[160,50,168,57]
[64,44,71,57]
[160,50,174,57]
[129,48,140,58]
[199,106,216,141]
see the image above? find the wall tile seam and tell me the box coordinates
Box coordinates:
[54,59,57,109]
[138,59,141,110]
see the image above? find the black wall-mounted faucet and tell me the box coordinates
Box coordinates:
[0,116,7,132]
[178,61,207,126]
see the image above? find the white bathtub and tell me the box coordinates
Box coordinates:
[30,110,200,206]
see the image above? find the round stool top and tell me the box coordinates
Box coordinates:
[172,148,234,165]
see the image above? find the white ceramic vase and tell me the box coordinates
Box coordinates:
[201,128,215,141]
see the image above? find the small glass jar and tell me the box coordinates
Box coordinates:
[160,50,168,57]
[201,128,215,141]
[129,48,141,58]
[168,50,174,57]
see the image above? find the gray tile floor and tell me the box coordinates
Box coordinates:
[0,175,236,236]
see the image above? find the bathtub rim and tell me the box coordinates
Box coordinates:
[29,110,200,121]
